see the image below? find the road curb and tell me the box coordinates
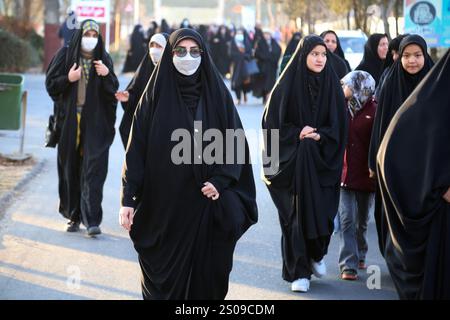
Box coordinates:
[0,158,47,218]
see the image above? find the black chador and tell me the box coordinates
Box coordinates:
[377,49,450,299]
[262,35,347,281]
[121,29,258,300]
[119,33,169,148]
[368,35,434,256]
[45,20,119,229]
[355,33,387,85]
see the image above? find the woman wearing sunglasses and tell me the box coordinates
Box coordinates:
[119,28,258,300]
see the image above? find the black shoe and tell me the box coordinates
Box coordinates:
[87,226,101,237]
[66,221,80,232]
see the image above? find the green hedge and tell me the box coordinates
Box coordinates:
[0,28,34,72]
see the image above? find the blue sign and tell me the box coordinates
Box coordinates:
[404,0,450,47]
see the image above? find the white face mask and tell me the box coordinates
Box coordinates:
[81,37,98,52]
[173,55,201,76]
[149,48,163,65]
[235,34,244,42]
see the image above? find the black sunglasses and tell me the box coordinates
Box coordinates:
[173,46,203,58]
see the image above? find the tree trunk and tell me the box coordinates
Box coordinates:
[347,10,351,30]
[394,0,400,36]
[24,1,31,24]
[44,0,60,71]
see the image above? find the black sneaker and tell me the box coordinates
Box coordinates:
[87,226,101,237]
[66,221,80,232]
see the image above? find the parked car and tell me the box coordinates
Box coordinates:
[335,30,368,70]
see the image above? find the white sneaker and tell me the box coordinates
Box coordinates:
[291,278,310,292]
[311,259,327,278]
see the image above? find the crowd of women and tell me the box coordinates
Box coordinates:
[122,20,283,105]
[45,17,449,300]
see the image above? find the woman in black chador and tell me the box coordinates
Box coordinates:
[123,24,147,73]
[119,28,258,300]
[262,35,347,293]
[377,49,450,299]
[253,30,282,104]
[368,34,434,256]
[279,32,302,74]
[45,20,119,236]
[230,28,253,105]
[320,30,350,78]
[116,33,169,148]
[355,33,388,85]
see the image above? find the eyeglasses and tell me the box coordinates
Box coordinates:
[173,46,203,58]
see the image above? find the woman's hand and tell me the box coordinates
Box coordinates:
[304,132,321,141]
[115,91,130,102]
[68,63,82,83]
[369,169,376,179]
[299,126,316,140]
[94,60,109,77]
[443,187,450,203]
[201,182,220,201]
[119,206,135,231]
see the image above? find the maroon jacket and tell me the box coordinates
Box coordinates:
[341,97,377,192]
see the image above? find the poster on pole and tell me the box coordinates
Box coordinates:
[404,0,450,47]
[71,0,111,50]
[72,0,111,24]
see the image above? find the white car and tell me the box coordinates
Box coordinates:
[335,30,368,71]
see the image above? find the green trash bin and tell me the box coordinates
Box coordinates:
[0,73,25,130]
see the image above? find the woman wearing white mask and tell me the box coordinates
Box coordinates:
[116,33,169,148]
[45,19,119,236]
[119,28,258,300]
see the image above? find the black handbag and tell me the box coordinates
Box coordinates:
[45,114,59,148]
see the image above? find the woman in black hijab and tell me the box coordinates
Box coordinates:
[119,28,258,300]
[45,20,119,235]
[320,31,350,67]
[122,24,147,73]
[279,32,302,74]
[253,30,282,104]
[375,34,408,99]
[377,49,450,299]
[116,33,169,148]
[368,34,434,257]
[320,30,351,73]
[262,35,347,293]
[210,25,232,77]
[230,28,253,105]
[355,33,388,85]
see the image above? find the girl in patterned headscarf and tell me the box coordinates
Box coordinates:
[338,70,377,280]
[341,70,376,118]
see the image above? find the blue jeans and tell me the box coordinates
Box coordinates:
[338,189,374,272]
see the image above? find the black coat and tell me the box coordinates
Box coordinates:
[377,48,450,299]
[121,28,258,300]
[45,20,119,227]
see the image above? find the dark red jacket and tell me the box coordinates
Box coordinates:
[341,97,377,192]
